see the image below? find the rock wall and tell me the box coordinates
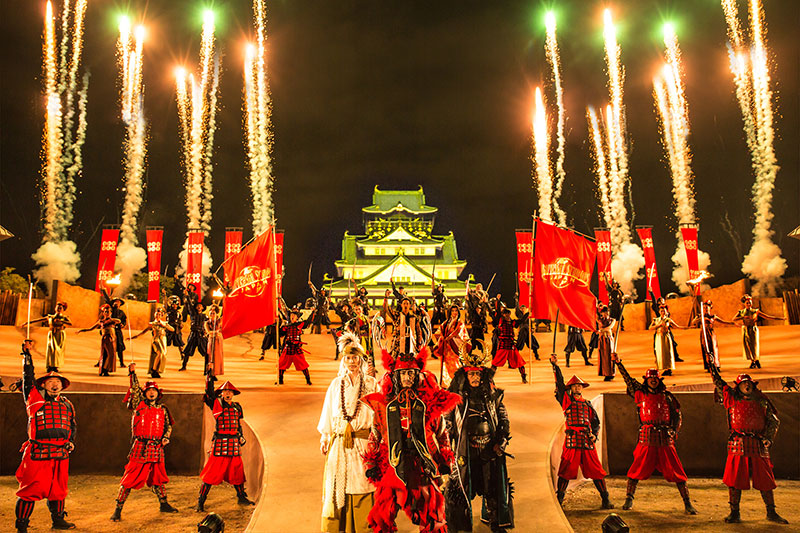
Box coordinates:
[49,281,154,329]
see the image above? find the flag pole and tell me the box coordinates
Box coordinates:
[528,213,538,385]
[551,309,559,356]
[26,276,33,340]
[272,225,281,386]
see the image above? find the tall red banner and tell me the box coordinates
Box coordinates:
[95,229,120,292]
[275,230,284,295]
[532,220,597,330]
[186,231,205,290]
[146,229,163,302]
[221,227,277,338]
[636,227,662,301]
[223,229,243,284]
[515,231,533,307]
[680,226,700,294]
[594,229,613,305]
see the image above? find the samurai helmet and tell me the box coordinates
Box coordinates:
[565,375,590,388]
[459,340,486,371]
[734,373,758,386]
[643,368,663,382]
[382,346,429,373]
[35,371,71,390]
[215,381,241,396]
[142,380,163,400]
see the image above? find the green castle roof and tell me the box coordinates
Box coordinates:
[362,186,438,215]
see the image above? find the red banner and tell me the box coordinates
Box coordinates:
[186,231,205,291]
[594,229,612,305]
[221,227,277,338]
[515,230,533,307]
[146,229,163,302]
[532,220,597,330]
[680,226,700,294]
[223,229,243,284]
[95,229,120,292]
[636,227,662,301]
[275,230,284,295]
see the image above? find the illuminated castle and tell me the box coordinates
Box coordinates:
[328,186,468,306]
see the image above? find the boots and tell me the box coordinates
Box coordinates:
[556,477,569,505]
[235,484,255,506]
[302,369,312,385]
[762,490,789,524]
[594,479,614,509]
[724,488,741,523]
[676,482,697,514]
[519,367,528,384]
[196,483,211,512]
[110,507,122,522]
[160,501,179,513]
[15,499,34,532]
[581,351,593,366]
[755,360,762,369]
[278,370,285,385]
[622,478,637,510]
[48,500,75,530]
[565,353,571,367]
[153,485,178,513]
[15,519,29,533]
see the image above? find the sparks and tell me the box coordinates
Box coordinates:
[531,87,552,223]
[543,10,567,225]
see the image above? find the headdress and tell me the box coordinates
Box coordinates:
[55,301,68,310]
[741,294,753,303]
[382,346,429,373]
[36,371,70,390]
[459,340,487,371]
[215,381,241,396]
[642,368,663,382]
[565,375,590,388]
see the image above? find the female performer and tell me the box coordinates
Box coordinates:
[206,305,224,376]
[649,306,684,376]
[692,300,733,373]
[23,302,71,372]
[433,304,470,384]
[596,306,616,381]
[317,333,378,533]
[78,305,120,376]
[733,295,784,369]
[132,306,175,378]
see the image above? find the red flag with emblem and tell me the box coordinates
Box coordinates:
[145,229,163,302]
[221,227,277,339]
[515,230,533,307]
[95,228,120,292]
[532,219,597,330]
[635,227,662,300]
[594,229,612,305]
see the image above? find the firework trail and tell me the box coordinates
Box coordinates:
[244,0,276,235]
[34,0,89,287]
[544,12,567,225]
[174,11,219,281]
[586,10,644,295]
[114,19,148,292]
[653,25,712,293]
[721,0,785,295]
[531,87,553,223]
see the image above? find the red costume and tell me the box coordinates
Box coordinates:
[278,314,313,384]
[15,344,76,532]
[361,347,461,532]
[489,310,527,383]
[617,363,696,514]
[551,359,613,509]
[196,375,255,511]
[711,369,788,524]
[111,369,177,521]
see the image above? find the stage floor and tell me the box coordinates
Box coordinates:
[1,323,798,532]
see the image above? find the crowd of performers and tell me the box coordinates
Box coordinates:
[9,276,792,532]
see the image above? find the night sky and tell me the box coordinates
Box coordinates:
[1,0,798,304]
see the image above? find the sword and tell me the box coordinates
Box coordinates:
[486,272,497,294]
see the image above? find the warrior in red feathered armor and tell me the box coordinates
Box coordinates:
[14,340,76,532]
[613,354,697,514]
[111,363,178,521]
[711,367,788,524]
[196,369,256,511]
[361,346,461,532]
[549,354,613,509]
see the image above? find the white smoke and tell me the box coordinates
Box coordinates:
[114,239,147,294]
[671,240,712,294]
[610,241,645,297]
[32,240,81,289]
[742,237,787,296]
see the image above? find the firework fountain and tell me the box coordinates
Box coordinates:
[586,9,644,295]
[244,0,275,235]
[113,17,148,293]
[32,0,89,287]
[531,87,553,223]
[174,10,220,281]
[721,0,786,295]
[543,11,567,226]
[653,24,711,293]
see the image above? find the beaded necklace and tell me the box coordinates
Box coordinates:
[340,372,363,449]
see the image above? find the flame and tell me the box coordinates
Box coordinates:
[106,273,122,287]
[212,288,224,299]
[685,270,711,286]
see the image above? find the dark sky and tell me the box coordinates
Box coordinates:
[1,0,798,303]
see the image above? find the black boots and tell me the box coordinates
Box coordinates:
[302,369,312,385]
[48,500,74,530]
[676,482,698,514]
[15,519,29,533]
[581,351,593,366]
[160,501,179,513]
[724,488,741,523]
[519,367,528,384]
[762,490,789,524]
[110,506,122,522]
[235,484,255,506]
[593,479,614,509]
[278,369,285,385]
[556,477,569,505]
[622,478,637,510]
[196,483,211,512]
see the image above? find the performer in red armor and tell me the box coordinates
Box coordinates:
[361,346,461,532]
[14,340,76,532]
[196,369,255,511]
[111,363,178,521]
[549,354,613,509]
[490,307,527,383]
[278,309,313,385]
[612,354,697,514]
[710,367,788,524]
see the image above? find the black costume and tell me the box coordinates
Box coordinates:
[467,290,488,354]
[102,289,127,367]
[309,283,332,334]
[513,298,539,360]
[165,297,184,353]
[564,327,592,367]
[446,366,514,532]
[431,284,448,327]
[180,304,208,371]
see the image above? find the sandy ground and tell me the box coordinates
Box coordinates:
[1,323,798,532]
[563,477,800,532]
[0,475,253,532]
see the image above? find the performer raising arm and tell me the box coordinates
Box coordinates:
[733,295,785,369]
[77,305,120,377]
[14,340,76,532]
[111,363,178,521]
[131,306,175,378]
